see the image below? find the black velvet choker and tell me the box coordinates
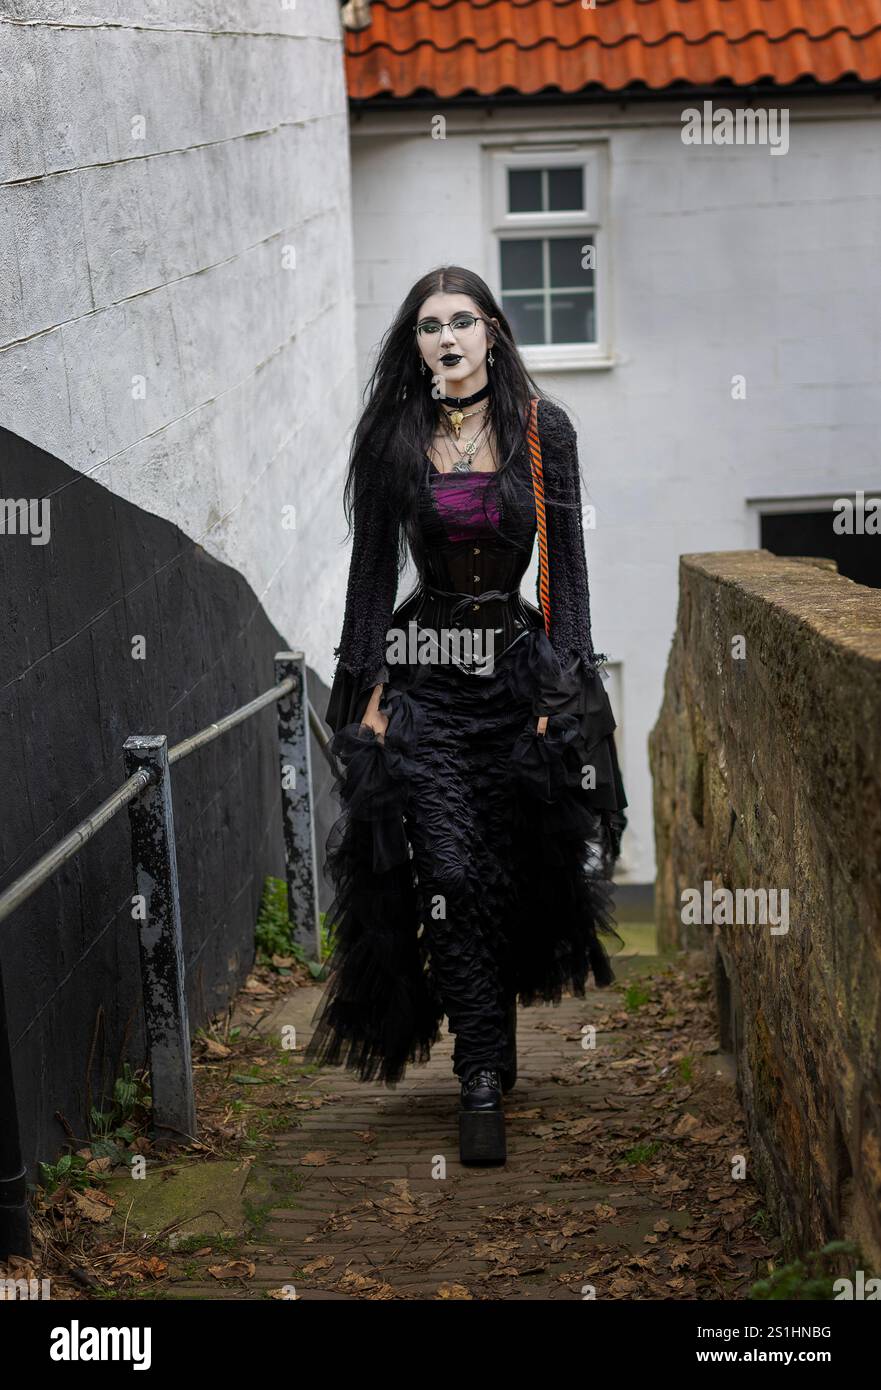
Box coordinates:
[437,383,491,409]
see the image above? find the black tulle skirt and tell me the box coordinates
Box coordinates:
[304,627,627,1086]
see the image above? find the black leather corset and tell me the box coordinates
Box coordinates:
[391,539,545,673]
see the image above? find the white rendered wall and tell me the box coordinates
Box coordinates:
[348,95,881,883]
[0,0,357,683]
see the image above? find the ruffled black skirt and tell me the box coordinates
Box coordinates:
[304,627,627,1086]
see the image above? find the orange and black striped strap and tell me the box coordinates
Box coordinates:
[526,396,550,636]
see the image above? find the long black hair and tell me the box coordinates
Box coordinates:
[342,265,549,567]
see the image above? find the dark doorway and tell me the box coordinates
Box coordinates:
[760,502,881,590]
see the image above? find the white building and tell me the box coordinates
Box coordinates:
[344,0,881,885]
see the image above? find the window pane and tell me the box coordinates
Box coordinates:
[549,236,594,288]
[503,294,545,345]
[508,168,542,213]
[500,238,543,290]
[550,293,595,344]
[547,166,583,211]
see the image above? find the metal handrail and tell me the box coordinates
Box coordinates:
[0,679,330,927]
[0,770,154,926]
[0,651,329,1260]
[307,700,332,756]
[168,677,295,764]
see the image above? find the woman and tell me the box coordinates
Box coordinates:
[304,266,627,1165]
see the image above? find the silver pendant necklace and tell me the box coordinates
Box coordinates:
[445,420,491,473]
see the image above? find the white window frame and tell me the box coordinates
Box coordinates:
[745,492,881,548]
[486,143,613,373]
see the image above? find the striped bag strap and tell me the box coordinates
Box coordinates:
[526,396,551,636]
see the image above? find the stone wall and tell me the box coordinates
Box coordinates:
[650,550,881,1267]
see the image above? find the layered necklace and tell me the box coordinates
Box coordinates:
[436,383,492,474]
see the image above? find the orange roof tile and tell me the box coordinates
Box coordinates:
[345,0,881,100]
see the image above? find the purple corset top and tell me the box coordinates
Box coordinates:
[430,470,500,545]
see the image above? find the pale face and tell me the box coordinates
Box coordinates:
[415,292,498,393]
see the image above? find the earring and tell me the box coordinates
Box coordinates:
[488,348,495,366]
[420,357,426,375]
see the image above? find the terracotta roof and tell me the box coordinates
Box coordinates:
[345,0,881,101]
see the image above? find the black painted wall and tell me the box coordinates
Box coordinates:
[0,427,334,1175]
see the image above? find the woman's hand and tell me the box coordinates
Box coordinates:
[360,684,388,741]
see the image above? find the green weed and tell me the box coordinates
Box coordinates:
[750,1242,860,1300]
[255,876,329,977]
[624,982,651,1011]
[623,1141,662,1165]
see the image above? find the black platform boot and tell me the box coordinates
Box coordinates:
[499,998,518,1095]
[459,1067,506,1165]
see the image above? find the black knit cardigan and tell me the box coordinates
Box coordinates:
[328,397,603,730]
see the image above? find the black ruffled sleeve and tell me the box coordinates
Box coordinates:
[537,398,603,672]
[325,666,387,735]
[325,449,400,735]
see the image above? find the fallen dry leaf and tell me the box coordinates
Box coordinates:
[243,977,275,996]
[110,1254,167,1281]
[337,1269,395,1299]
[594,1204,618,1221]
[72,1188,115,1223]
[672,1112,702,1137]
[208,1261,255,1281]
[609,1276,640,1295]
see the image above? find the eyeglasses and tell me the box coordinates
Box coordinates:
[415,313,487,339]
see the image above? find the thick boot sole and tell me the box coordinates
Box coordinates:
[459,1108,507,1165]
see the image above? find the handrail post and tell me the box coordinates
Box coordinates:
[123,735,197,1146]
[0,962,31,1259]
[275,652,322,961]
